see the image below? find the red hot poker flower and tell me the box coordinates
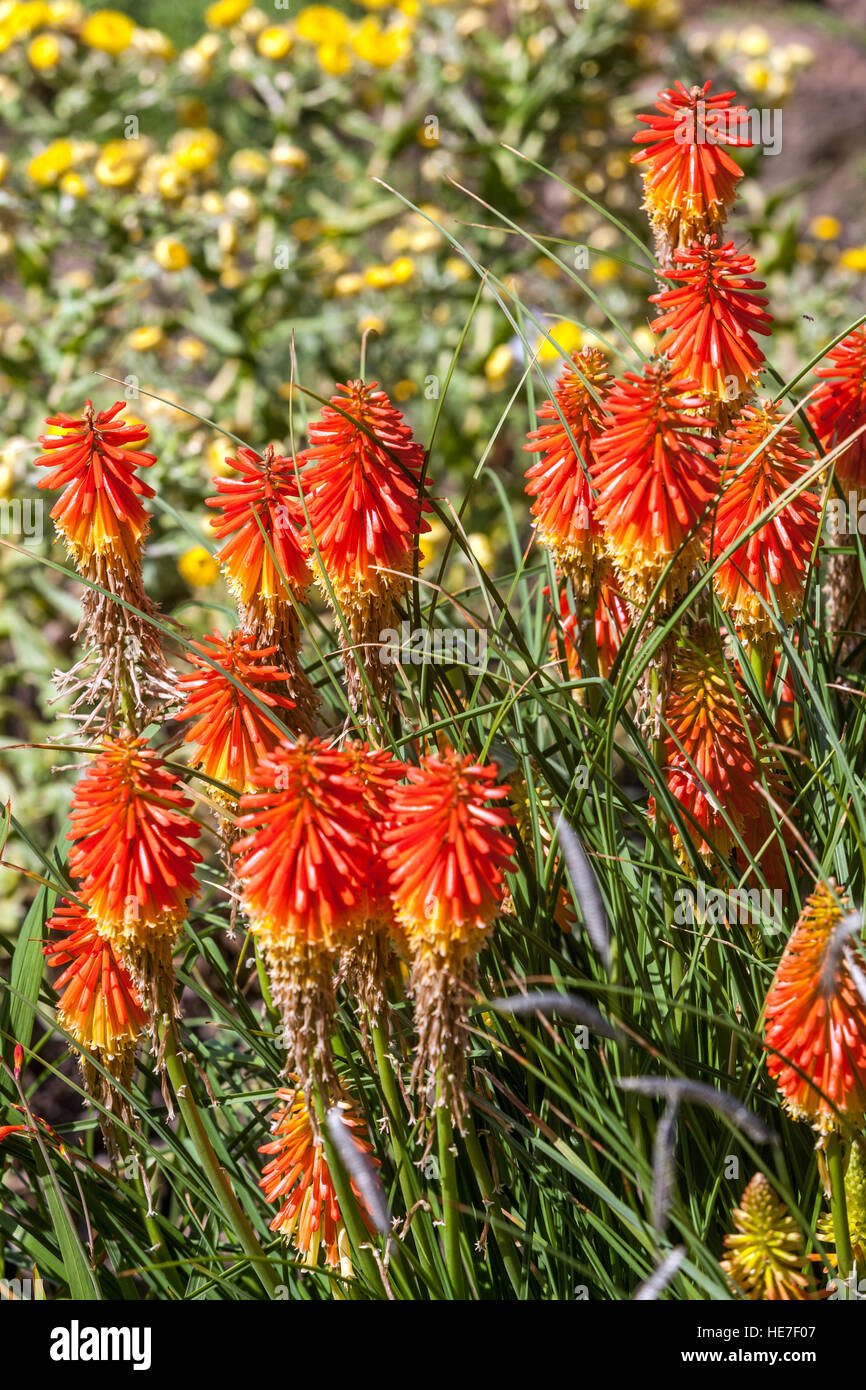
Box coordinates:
[808,326,866,493]
[176,630,297,798]
[591,358,718,611]
[709,402,821,645]
[631,81,751,267]
[44,898,146,1060]
[764,881,866,1134]
[523,346,613,595]
[650,240,772,405]
[35,400,156,574]
[234,739,373,1097]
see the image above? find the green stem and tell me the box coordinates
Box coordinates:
[827,1132,853,1283]
[159,1016,279,1298]
[463,1113,521,1295]
[436,1083,465,1298]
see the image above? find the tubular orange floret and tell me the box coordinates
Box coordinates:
[650,239,772,407]
[233,738,373,1098]
[523,346,613,596]
[259,1087,378,1273]
[590,358,718,612]
[67,732,202,1017]
[175,629,298,801]
[631,80,751,268]
[764,881,866,1136]
[709,401,821,647]
[384,749,516,1124]
[299,379,430,710]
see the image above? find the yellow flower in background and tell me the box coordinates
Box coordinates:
[127,325,163,352]
[589,256,618,285]
[177,335,207,362]
[316,40,350,74]
[418,518,446,568]
[257,25,292,59]
[358,312,385,335]
[27,32,60,67]
[94,149,138,188]
[47,0,81,20]
[230,148,269,183]
[840,246,866,273]
[296,5,350,45]
[179,547,220,587]
[334,271,363,296]
[205,0,250,28]
[172,127,221,172]
[389,256,415,284]
[1,3,50,37]
[27,138,74,185]
[352,17,411,67]
[738,25,770,56]
[810,215,841,241]
[364,263,395,288]
[60,171,87,198]
[467,531,494,569]
[153,237,190,271]
[81,8,134,54]
[0,152,8,184]
[743,62,771,92]
[270,141,308,172]
[444,255,471,281]
[393,378,415,401]
[536,319,582,361]
[484,342,514,385]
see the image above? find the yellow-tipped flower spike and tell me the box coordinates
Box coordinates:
[722,1172,818,1300]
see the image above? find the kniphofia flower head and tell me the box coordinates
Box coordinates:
[553,580,629,685]
[709,402,821,646]
[591,358,718,612]
[764,881,866,1135]
[808,326,866,493]
[650,240,772,405]
[234,738,373,1097]
[299,380,430,708]
[67,733,201,1015]
[523,346,612,595]
[632,81,751,268]
[660,629,792,885]
[35,400,155,574]
[207,444,312,640]
[259,1087,378,1273]
[175,630,297,801]
[385,749,516,1122]
[722,1172,817,1300]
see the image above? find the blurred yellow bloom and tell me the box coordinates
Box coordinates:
[389,256,415,284]
[839,246,866,273]
[127,325,163,351]
[334,271,363,296]
[352,17,411,67]
[317,40,350,74]
[158,164,191,200]
[0,153,8,184]
[205,0,250,28]
[176,96,208,126]
[632,325,656,357]
[47,0,82,21]
[172,127,221,172]
[739,25,770,56]
[81,8,134,54]
[230,148,269,182]
[418,517,446,568]
[589,257,618,285]
[28,139,74,185]
[484,342,513,384]
[467,531,494,569]
[809,215,841,242]
[257,25,292,58]
[177,335,207,362]
[744,62,771,92]
[537,319,581,361]
[59,171,87,198]
[364,263,395,289]
[1,3,50,37]
[225,186,257,220]
[206,438,234,475]
[94,151,138,187]
[179,547,220,586]
[296,5,350,44]
[27,32,60,67]
[153,237,190,271]
[270,141,308,172]
[291,217,319,241]
[444,256,471,281]
[358,313,385,335]
[393,379,416,401]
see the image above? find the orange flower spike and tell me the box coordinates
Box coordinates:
[259,1088,378,1271]
[650,240,772,405]
[44,899,146,1058]
[207,444,311,616]
[300,379,430,601]
[175,630,296,796]
[709,402,821,643]
[35,400,156,573]
[632,81,752,266]
[808,326,866,493]
[523,346,613,594]
[590,358,718,611]
[68,735,201,936]
[764,881,866,1135]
